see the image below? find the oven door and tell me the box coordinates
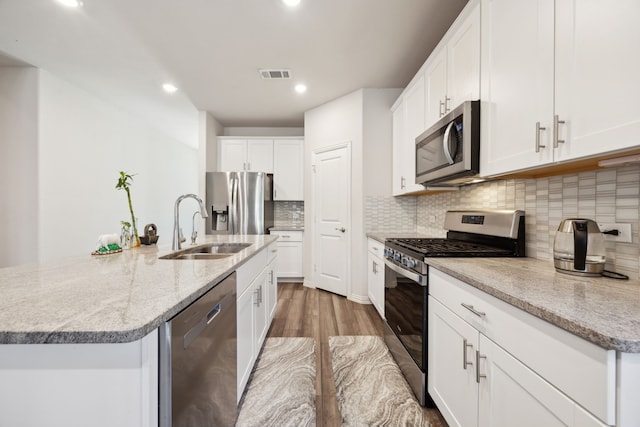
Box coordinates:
[384,259,428,371]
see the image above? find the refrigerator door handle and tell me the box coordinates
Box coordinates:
[230,175,237,234]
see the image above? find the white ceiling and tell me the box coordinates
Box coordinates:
[0,0,468,147]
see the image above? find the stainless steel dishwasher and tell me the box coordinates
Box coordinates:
[159,272,237,427]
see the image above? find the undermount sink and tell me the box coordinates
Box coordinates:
[159,242,252,260]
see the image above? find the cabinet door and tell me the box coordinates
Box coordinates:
[247,139,274,173]
[367,252,384,318]
[273,139,303,200]
[428,297,479,427]
[478,335,608,427]
[554,0,640,162]
[480,0,555,177]
[220,139,247,172]
[276,241,303,277]
[447,2,480,109]
[425,49,448,128]
[266,258,277,321]
[236,285,255,403]
[400,76,427,194]
[392,102,406,195]
[254,269,269,350]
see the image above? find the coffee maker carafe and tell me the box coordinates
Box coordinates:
[553,218,606,276]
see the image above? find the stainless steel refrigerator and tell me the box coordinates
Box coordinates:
[205,171,274,235]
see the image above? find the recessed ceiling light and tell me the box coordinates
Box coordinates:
[295,84,307,94]
[282,0,301,7]
[56,0,82,8]
[162,83,178,93]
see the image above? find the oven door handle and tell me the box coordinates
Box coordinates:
[384,259,427,286]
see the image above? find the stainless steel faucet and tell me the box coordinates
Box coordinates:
[172,194,208,251]
[191,211,202,245]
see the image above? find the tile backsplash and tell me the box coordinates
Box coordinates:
[365,165,640,279]
[274,201,305,227]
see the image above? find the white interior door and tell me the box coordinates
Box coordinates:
[312,144,350,297]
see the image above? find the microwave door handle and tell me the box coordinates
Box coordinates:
[442,120,456,165]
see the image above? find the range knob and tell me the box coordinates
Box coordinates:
[393,252,401,262]
[406,258,416,269]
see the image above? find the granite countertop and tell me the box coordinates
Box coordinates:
[427,257,640,353]
[0,234,277,345]
[270,225,305,231]
[366,231,432,243]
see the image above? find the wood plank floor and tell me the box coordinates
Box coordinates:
[267,283,448,427]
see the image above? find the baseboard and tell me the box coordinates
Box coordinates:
[348,293,371,305]
[303,279,315,288]
[277,277,304,283]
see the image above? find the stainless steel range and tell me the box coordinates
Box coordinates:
[383,209,525,406]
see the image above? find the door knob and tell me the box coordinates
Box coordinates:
[335,227,346,233]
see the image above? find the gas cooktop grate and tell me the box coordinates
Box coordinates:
[389,238,513,257]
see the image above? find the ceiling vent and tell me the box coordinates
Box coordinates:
[259,69,291,79]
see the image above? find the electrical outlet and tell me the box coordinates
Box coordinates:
[597,223,633,243]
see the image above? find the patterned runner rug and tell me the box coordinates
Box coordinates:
[236,337,316,427]
[329,335,430,427]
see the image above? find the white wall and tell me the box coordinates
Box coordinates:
[36,70,198,262]
[0,67,38,267]
[304,88,399,301]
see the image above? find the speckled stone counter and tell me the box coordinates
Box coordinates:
[366,232,431,244]
[270,225,304,231]
[427,257,640,352]
[0,234,277,345]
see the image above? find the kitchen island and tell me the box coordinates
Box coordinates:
[0,234,277,427]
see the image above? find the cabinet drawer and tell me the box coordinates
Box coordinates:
[236,248,267,296]
[429,268,615,425]
[266,242,278,264]
[367,238,384,257]
[271,230,303,242]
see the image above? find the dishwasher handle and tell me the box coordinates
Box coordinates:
[183,292,235,349]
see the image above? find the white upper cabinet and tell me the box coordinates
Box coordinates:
[219,138,274,173]
[554,0,640,162]
[392,77,426,195]
[480,0,555,175]
[425,0,481,129]
[425,48,449,127]
[219,139,248,172]
[273,139,303,201]
[481,0,640,177]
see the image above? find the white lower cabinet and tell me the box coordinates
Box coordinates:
[478,335,607,427]
[271,230,303,281]
[366,238,385,318]
[236,244,277,403]
[428,268,613,427]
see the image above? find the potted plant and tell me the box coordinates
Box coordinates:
[116,171,140,247]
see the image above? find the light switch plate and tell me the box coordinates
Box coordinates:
[598,223,633,243]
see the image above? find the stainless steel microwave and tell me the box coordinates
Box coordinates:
[415,100,480,187]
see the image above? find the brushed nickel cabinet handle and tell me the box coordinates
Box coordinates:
[535,122,546,153]
[439,100,445,117]
[476,350,487,383]
[444,96,451,113]
[554,115,565,148]
[461,303,486,317]
[463,338,473,370]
